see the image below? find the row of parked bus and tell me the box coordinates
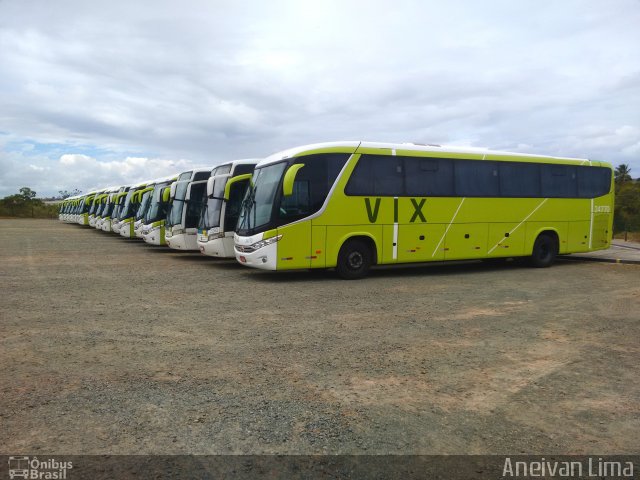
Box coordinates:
[58,141,615,279]
[59,159,257,260]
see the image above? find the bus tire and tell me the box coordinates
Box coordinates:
[336,239,372,280]
[529,233,558,268]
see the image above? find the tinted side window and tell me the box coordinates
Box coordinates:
[213,164,232,176]
[193,171,210,181]
[278,154,350,221]
[578,166,611,198]
[225,179,249,231]
[233,164,256,176]
[185,183,206,228]
[345,155,374,195]
[541,165,577,198]
[404,157,454,196]
[499,162,541,197]
[345,155,606,199]
[455,160,499,196]
[345,155,404,196]
[373,156,403,195]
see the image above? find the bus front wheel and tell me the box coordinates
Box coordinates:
[530,233,558,268]
[336,239,372,280]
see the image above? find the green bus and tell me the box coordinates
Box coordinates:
[234,142,613,279]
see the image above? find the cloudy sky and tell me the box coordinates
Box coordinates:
[0,0,639,197]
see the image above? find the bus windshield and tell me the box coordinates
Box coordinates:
[112,200,122,220]
[103,202,114,217]
[144,182,170,224]
[237,162,287,234]
[119,189,137,219]
[136,191,153,221]
[199,176,228,230]
[89,198,99,215]
[166,181,189,227]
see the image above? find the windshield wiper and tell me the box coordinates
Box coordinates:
[238,184,257,230]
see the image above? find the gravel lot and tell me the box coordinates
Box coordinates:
[1,219,639,454]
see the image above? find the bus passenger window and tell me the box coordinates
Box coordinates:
[541,165,577,198]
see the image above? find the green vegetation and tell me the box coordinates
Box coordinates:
[0,187,60,218]
[58,188,82,199]
[613,164,640,236]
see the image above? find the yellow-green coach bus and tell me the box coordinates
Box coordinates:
[234,142,613,279]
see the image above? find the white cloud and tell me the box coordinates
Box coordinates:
[54,154,197,193]
[0,148,201,197]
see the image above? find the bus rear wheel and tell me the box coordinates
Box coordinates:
[530,233,558,268]
[336,239,372,280]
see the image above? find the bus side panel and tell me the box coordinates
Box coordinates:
[325,225,383,268]
[382,225,396,264]
[276,221,311,270]
[311,225,327,268]
[591,192,614,251]
[592,214,611,251]
[444,223,489,260]
[487,222,526,257]
[567,221,591,253]
[397,223,446,262]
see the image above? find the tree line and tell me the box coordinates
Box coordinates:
[614,164,640,235]
[0,187,61,218]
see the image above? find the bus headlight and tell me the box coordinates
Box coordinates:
[208,232,225,240]
[236,234,282,253]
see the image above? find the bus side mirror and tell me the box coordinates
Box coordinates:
[137,187,152,202]
[223,174,253,201]
[169,182,177,199]
[162,187,171,203]
[282,164,305,197]
[185,184,192,201]
[207,177,215,198]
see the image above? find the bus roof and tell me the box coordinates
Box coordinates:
[210,158,261,172]
[259,141,593,167]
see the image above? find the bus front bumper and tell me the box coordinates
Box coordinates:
[120,220,135,238]
[198,235,235,258]
[142,225,165,246]
[234,241,278,270]
[166,232,198,250]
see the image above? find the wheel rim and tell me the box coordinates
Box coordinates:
[347,251,364,270]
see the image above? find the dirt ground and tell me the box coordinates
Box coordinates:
[1,219,639,455]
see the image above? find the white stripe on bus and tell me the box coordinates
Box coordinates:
[393,196,399,260]
[487,198,549,254]
[589,198,594,249]
[432,198,465,257]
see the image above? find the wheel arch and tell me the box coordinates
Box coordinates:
[334,233,379,266]
[527,227,561,255]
